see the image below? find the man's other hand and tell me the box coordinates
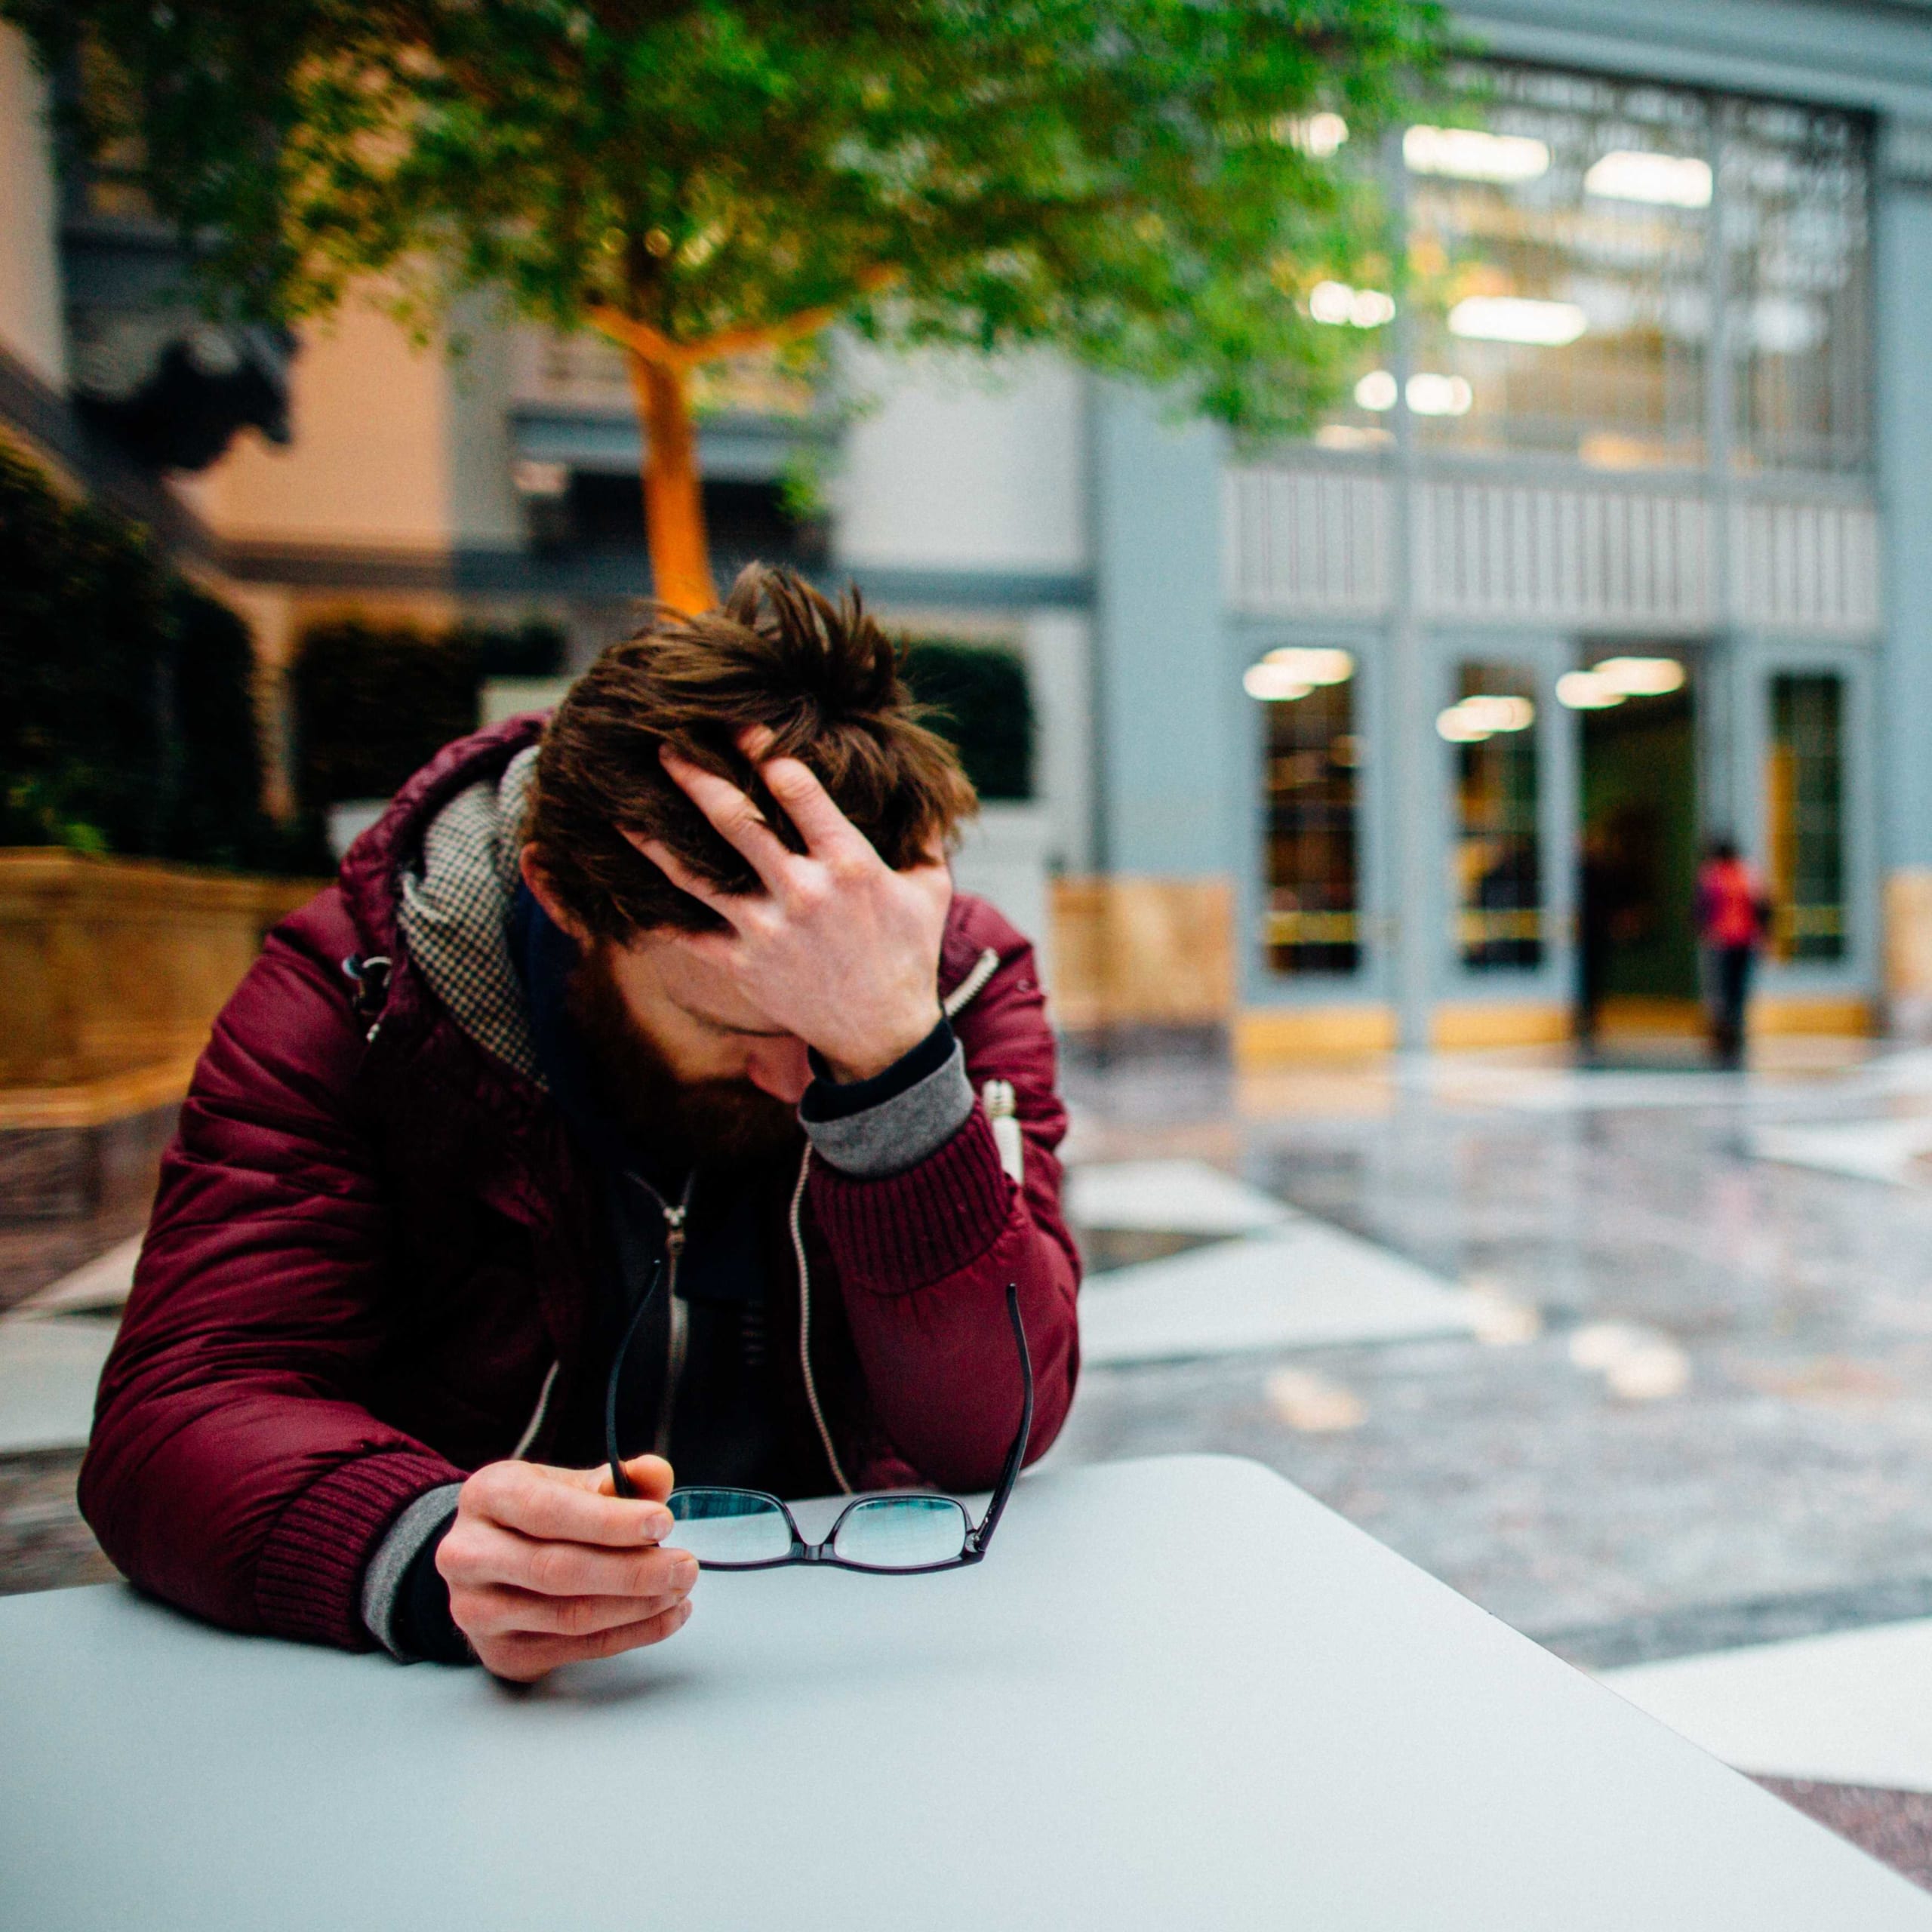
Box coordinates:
[642,727,950,1083]
[437,1454,695,1682]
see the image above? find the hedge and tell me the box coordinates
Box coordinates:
[0,441,306,869]
[290,617,565,810]
[291,623,1028,811]
[900,638,1034,802]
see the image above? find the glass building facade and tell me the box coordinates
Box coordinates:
[1233,61,1878,1040]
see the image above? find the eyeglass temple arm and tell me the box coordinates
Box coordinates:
[606,1258,665,1501]
[968,1284,1034,1556]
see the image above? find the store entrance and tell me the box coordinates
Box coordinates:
[1575,655,1700,1042]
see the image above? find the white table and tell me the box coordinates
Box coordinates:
[2,1455,1926,1930]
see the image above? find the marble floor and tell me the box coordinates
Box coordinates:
[1058,1035,1932,1659]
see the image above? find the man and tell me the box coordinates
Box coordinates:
[81,566,1080,1681]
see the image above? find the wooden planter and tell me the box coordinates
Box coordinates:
[0,849,323,1130]
[1048,875,1235,1037]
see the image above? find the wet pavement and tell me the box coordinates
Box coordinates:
[1057,1038,1932,1666]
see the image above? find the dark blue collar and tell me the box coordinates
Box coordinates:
[509,883,659,1180]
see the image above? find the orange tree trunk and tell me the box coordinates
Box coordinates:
[627,352,718,614]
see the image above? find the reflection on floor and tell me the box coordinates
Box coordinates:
[1604,1617,1932,1795]
[1060,1035,1932,1660]
[0,1236,140,1459]
[1079,1220,1481,1365]
[1066,1158,1290,1235]
[0,1319,116,1457]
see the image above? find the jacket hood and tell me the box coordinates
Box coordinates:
[338,715,549,1084]
[336,712,1017,1085]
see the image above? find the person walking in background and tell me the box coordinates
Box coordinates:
[1696,838,1772,1069]
[1575,827,1623,1060]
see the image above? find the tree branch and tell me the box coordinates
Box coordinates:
[589,267,897,368]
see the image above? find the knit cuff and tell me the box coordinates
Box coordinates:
[361,1483,463,1660]
[800,1035,974,1180]
[254,1450,466,1651]
[808,1104,1014,1293]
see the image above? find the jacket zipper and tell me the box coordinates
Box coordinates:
[982,1078,1025,1183]
[791,947,1006,1496]
[790,1146,852,1494]
[641,1171,695,1460]
[510,1359,560,1460]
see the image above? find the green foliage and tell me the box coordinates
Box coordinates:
[901,638,1034,802]
[164,583,271,869]
[289,617,561,808]
[458,619,567,681]
[291,620,481,809]
[0,441,167,853]
[13,0,1443,439]
[0,441,298,867]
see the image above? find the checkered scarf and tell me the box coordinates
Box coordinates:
[397,744,546,1087]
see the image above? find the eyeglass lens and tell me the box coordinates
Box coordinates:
[669,1488,793,1565]
[831,1496,970,1571]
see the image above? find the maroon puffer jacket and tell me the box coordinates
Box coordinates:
[79,718,1081,1651]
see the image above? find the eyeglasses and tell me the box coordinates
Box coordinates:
[608,1272,1033,1574]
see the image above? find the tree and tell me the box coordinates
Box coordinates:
[14,2,1439,611]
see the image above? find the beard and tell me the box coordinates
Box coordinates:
[565,945,801,1171]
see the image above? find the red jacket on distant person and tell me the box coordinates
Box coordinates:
[78,718,1081,1652]
[1697,855,1770,951]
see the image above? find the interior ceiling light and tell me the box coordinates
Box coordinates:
[1278,112,1349,158]
[1592,655,1686,696]
[1436,706,1492,743]
[1310,281,1396,328]
[1406,372,1473,417]
[1244,662,1315,702]
[1264,647,1355,686]
[1437,694,1534,743]
[1458,694,1535,733]
[1556,670,1626,709]
[1314,423,1390,451]
[1355,370,1398,411]
[1404,125,1551,184]
[1583,150,1712,208]
[1448,297,1588,346]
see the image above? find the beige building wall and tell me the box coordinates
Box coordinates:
[0,26,66,389]
[198,301,459,553]
[195,294,528,556]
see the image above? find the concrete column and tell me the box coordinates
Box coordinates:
[1876,123,1932,1033]
[1084,386,1239,1034]
[1090,387,1231,877]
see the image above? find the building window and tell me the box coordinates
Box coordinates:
[1398,66,1712,469]
[1444,663,1542,971]
[1766,672,1847,962]
[1255,650,1361,976]
[1725,103,1872,476]
[1312,68,1871,477]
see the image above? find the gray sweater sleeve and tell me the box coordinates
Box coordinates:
[360,1484,463,1661]
[797,1025,975,1180]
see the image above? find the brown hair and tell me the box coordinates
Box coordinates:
[528,564,977,940]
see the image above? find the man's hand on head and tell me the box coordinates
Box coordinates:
[641,728,951,1083]
[436,1454,696,1683]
